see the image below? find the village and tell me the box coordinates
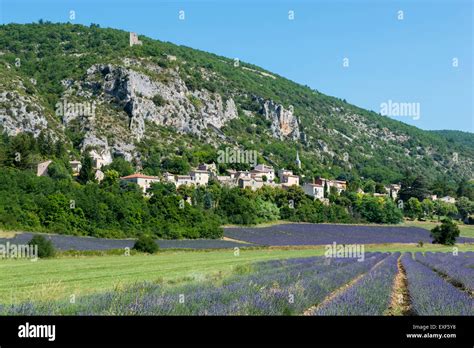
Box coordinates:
[35,151,461,205]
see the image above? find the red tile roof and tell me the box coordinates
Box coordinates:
[121,173,160,180]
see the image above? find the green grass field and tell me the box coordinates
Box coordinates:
[399,220,474,238]
[1,243,473,305]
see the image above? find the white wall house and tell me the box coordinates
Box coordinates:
[315,178,347,194]
[120,173,160,193]
[278,169,293,178]
[384,184,401,200]
[282,174,299,187]
[303,183,324,199]
[439,196,456,204]
[175,175,194,188]
[216,175,234,186]
[190,170,210,186]
[69,160,82,176]
[251,164,275,182]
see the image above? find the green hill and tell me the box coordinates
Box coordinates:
[0,22,472,184]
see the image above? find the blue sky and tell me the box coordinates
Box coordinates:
[1,0,472,132]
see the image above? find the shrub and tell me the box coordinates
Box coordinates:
[187,94,202,110]
[47,161,71,180]
[133,235,159,253]
[430,219,460,245]
[152,94,167,107]
[467,214,474,225]
[28,235,56,258]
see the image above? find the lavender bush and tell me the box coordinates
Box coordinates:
[224,224,474,246]
[401,253,473,315]
[314,253,400,315]
[414,252,474,293]
[1,253,389,315]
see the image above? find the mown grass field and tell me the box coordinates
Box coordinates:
[399,220,474,238]
[1,243,473,305]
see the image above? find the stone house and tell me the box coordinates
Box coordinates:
[384,184,401,200]
[315,177,347,194]
[439,196,456,204]
[303,182,324,199]
[278,169,299,187]
[120,173,160,193]
[238,176,264,191]
[175,175,193,188]
[251,164,275,182]
[190,170,210,186]
[129,32,142,47]
[198,163,217,175]
[69,160,82,176]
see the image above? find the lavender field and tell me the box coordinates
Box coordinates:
[401,253,473,315]
[224,223,474,246]
[2,252,472,316]
[2,223,472,253]
[0,232,251,251]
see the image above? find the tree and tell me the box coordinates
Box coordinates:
[102,169,119,187]
[421,198,435,219]
[37,131,54,157]
[217,188,257,225]
[362,179,376,194]
[455,197,474,221]
[133,235,159,253]
[382,199,404,224]
[405,197,422,220]
[255,198,280,222]
[105,157,133,177]
[78,153,95,184]
[375,182,386,194]
[456,179,474,201]
[6,133,35,169]
[430,219,460,245]
[161,156,190,174]
[148,182,176,197]
[28,235,56,258]
[47,160,71,180]
[399,174,429,202]
[355,196,386,223]
[435,201,458,220]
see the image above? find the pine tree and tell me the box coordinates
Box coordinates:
[78,153,95,184]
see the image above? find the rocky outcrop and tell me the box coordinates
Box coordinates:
[83,64,238,138]
[59,62,239,163]
[0,88,52,138]
[253,97,300,140]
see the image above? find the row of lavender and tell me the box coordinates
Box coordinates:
[413,252,474,293]
[2,253,389,315]
[2,252,472,315]
[312,253,400,315]
[401,253,473,315]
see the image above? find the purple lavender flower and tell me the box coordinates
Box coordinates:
[401,253,473,315]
